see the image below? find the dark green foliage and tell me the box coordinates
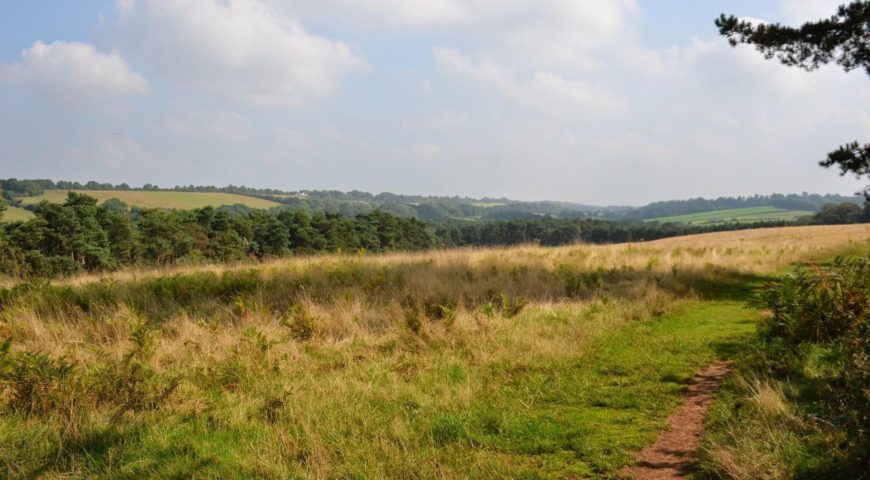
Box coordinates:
[434,217,801,248]
[810,201,868,224]
[821,141,870,198]
[0,192,435,278]
[761,258,870,467]
[0,178,52,197]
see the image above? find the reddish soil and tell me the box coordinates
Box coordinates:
[620,361,732,480]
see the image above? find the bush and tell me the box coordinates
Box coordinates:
[761,257,870,467]
[762,258,870,342]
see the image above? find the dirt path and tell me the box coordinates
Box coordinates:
[621,361,732,480]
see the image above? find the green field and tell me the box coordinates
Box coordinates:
[0,206,35,222]
[18,190,282,210]
[651,206,813,225]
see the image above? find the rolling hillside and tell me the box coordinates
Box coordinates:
[650,206,814,225]
[0,205,35,222]
[18,190,282,210]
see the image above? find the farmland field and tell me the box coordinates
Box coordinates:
[0,225,868,479]
[0,205,35,222]
[17,190,282,210]
[651,206,813,225]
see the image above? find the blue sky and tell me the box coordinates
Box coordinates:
[0,0,866,205]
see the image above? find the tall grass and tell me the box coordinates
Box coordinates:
[0,224,867,478]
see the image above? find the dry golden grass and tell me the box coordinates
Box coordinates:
[0,224,867,478]
[19,223,867,290]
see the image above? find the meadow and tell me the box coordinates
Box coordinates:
[0,225,868,479]
[18,190,282,210]
[0,206,34,223]
[651,206,813,225]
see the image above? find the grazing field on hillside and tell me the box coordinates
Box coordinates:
[651,206,813,225]
[18,190,282,210]
[0,206,34,222]
[0,225,868,479]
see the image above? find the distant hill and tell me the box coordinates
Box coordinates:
[0,178,863,222]
[626,193,862,220]
[649,206,814,225]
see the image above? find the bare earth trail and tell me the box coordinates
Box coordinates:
[621,361,733,480]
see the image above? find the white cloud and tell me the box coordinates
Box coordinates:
[434,47,626,114]
[271,0,638,71]
[273,127,310,149]
[413,143,441,160]
[165,108,251,143]
[737,16,770,26]
[92,134,153,169]
[620,38,717,78]
[782,0,843,23]
[0,41,148,96]
[113,0,368,106]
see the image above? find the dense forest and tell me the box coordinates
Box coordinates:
[3,178,862,221]
[0,193,433,278]
[2,191,867,278]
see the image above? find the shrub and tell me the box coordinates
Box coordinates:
[0,339,77,417]
[762,258,870,342]
[761,257,870,467]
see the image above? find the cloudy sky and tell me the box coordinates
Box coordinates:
[0,0,867,205]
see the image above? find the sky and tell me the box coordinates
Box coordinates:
[0,0,867,205]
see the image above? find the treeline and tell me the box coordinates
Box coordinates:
[0,193,433,278]
[808,202,870,225]
[432,217,808,247]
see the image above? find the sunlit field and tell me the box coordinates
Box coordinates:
[18,189,282,210]
[0,224,868,478]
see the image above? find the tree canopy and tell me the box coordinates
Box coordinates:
[717,1,869,196]
[715,2,869,74]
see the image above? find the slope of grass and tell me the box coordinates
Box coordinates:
[0,225,867,478]
[18,190,281,210]
[651,206,813,225]
[0,206,35,222]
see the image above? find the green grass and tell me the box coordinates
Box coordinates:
[445,301,758,477]
[0,298,758,478]
[651,206,813,225]
[17,190,282,210]
[0,206,35,222]
[470,201,508,208]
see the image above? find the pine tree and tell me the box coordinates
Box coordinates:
[717,1,870,196]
